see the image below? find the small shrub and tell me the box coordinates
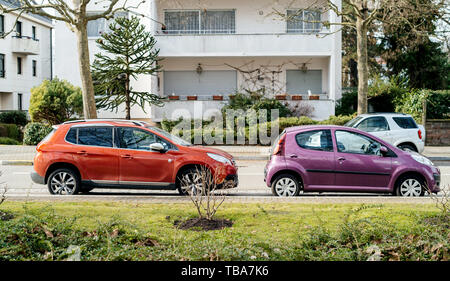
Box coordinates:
[23,123,53,145]
[0,123,21,141]
[0,137,21,145]
[0,111,27,127]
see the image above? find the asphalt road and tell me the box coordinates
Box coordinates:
[1,160,449,203]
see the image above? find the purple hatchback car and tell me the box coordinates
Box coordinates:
[264,125,441,197]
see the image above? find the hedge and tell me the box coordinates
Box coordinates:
[161,115,355,145]
[23,122,53,145]
[0,111,27,127]
[0,123,21,141]
[0,137,21,145]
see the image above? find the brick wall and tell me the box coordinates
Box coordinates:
[425,120,450,146]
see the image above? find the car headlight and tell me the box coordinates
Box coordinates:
[207,153,231,165]
[411,154,434,166]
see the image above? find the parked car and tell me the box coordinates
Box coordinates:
[345,113,425,153]
[264,125,440,197]
[31,120,238,195]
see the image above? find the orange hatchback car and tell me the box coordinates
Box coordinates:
[31,120,238,195]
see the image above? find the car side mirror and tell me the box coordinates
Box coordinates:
[149,142,166,152]
[380,146,388,155]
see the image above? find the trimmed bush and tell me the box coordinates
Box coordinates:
[0,137,21,145]
[23,122,53,145]
[29,78,83,125]
[0,123,21,141]
[395,89,450,122]
[0,111,27,127]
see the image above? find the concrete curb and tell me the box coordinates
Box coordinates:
[2,156,450,165]
[1,160,33,166]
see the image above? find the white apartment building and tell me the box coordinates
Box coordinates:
[55,0,341,122]
[0,0,53,113]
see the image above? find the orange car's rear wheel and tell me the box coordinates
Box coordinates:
[47,168,80,195]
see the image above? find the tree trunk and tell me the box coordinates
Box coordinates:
[356,16,369,114]
[125,76,131,120]
[75,23,98,119]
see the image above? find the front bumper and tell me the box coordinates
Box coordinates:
[30,171,45,185]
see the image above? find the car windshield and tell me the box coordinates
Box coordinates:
[345,116,363,127]
[147,126,192,146]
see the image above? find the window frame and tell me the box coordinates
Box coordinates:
[0,54,5,78]
[17,57,22,75]
[17,93,22,111]
[355,116,390,132]
[164,9,236,35]
[0,15,4,36]
[32,26,36,40]
[334,130,383,156]
[15,21,22,37]
[32,60,37,77]
[116,127,176,152]
[286,9,322,34]
[295,129,334,152]
[64,125,115,148]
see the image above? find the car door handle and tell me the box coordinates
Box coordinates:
[121,154,133,159]
[338,157,346,161]
[289,154,298,158]
[77,151,88,156]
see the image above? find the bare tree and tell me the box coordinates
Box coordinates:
[0,0,146,119]
[0,171,7,207]
[179,165,234,220]
[272,0,449,114]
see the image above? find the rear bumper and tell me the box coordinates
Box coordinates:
[30,171,45,185]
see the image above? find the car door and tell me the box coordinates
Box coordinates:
[117,127,175,186]
[333,129,392,190]
[355,116,393,143]
[68,125,120,183]
[284,129,335,190]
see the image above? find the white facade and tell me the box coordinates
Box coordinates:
[54,0,342,121]
[0,2,53,112]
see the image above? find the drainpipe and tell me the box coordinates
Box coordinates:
[50,27,53,80]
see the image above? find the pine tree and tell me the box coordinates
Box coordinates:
[92,16,163,120]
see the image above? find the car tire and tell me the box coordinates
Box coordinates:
[177,168,204,196]
[395,175,425,197]
[271,174,301,197]
[47,168,80,195]
[398,144,417,152]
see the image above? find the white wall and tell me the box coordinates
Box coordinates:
[0,12,52,110]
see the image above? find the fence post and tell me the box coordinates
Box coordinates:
[422,99,427,125]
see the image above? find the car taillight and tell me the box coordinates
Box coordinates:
[273,134,286,155]
[418,129,422,140]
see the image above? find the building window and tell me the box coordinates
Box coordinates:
[32,26,36,40]
[17,57,22,74]
[87,12,128,37]
[18,93,23,111]
[32,60,37,76]
[286,9,321,33]
[0,54,5,78]
[164,10,235,34]
[16,21,22,37]
[0,15,4,36]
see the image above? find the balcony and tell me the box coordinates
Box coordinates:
[155,32,334,58]
[11,36,40,55]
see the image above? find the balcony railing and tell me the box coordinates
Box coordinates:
[161,29,236,35]
[11,35,40,55]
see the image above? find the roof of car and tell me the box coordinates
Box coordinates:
[359,113,412,117]
[284,125,350,133]
[62,119,149,127]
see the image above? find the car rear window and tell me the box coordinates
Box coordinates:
[295,130,333,152]
[66,127,113,147]
[392,117,418,129]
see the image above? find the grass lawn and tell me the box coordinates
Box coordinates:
[0,201,448,261]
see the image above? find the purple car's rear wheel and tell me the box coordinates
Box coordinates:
[271,174,301,197]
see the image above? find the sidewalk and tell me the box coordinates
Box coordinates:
[1,145,450,165]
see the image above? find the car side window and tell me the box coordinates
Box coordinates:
[118,127,172,151]
[335,130,382,156]
[356,117,389,132]
[65,128,77,144]
[295,130,333,152]
[77,127,113,147]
